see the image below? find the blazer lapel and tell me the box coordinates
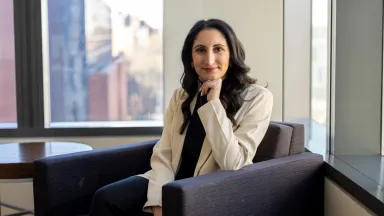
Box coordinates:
[194,138,212,176]
[171,92,198,170]
[189,92,197,113]
[171,91,212,176]
[193,93,212,176]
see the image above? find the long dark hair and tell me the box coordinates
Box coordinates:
[179,18,257,134]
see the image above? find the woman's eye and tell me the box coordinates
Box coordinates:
[196,48,205,53]
[214,47,224,52]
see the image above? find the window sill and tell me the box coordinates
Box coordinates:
[322,152,384,215]
[0,127,163,138]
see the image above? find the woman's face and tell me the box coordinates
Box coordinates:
[191,29,230,82]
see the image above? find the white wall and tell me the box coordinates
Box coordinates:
[325,178,375,216]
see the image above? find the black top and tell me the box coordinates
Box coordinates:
[175,93,208,180]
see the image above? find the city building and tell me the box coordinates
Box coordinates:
[48,0,125,123]
[111,13,163,120]
[88,54,128,121]
[48,0,88,122]
[0,0,17,124]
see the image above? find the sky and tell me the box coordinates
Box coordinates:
[104,0,163,29]
[312,0,329,27]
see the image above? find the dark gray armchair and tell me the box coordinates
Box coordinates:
[33,121,324,216]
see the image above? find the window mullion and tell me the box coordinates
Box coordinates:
[13,0,45,128]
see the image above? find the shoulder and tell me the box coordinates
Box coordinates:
[171,87,188,101]
[238,84,273,119]
[167,87,188,110]
[241,84,273,116]
[244,84,273,102]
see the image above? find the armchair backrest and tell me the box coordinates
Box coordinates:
[253,121,305,163]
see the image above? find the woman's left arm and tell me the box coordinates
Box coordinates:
[197,89,273,171]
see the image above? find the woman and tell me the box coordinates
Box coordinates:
[89,18,273,216]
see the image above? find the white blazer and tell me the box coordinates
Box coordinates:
[138,83,274,213]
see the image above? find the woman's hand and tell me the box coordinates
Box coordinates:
[152,206,162,216]
[199,78,222,101]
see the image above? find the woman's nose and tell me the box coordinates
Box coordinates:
[204,51,215,65]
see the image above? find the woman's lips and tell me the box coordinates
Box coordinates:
[203,67,217,72]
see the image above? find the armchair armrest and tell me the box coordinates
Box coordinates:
[163,152,324,216]
[33,139,157,216]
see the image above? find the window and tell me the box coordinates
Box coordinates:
[45,0,163,128]
[283,0,330,154]
[0,0,17,129]
[309,0,331,154]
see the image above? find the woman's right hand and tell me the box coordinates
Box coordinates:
[152,206,162,216]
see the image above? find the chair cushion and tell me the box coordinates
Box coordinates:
[274,122,305,155]
[253,123,293,162]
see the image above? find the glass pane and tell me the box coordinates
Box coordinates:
[0,0,17,128]
[309,0,330,153]
[283,0,311,148]
[46,0,163,128]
